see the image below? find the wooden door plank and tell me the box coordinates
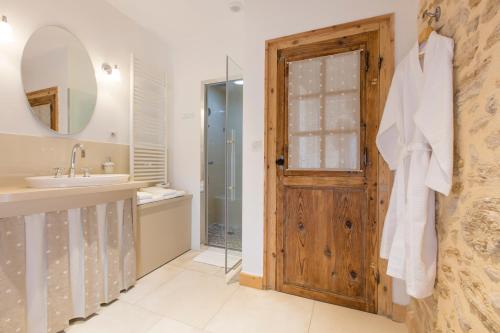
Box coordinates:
[330,189,365,299]
[376,16,398,319]
[264,42,279,289]
[364,30,381,313]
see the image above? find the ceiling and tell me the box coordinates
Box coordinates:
[104,0,244,49]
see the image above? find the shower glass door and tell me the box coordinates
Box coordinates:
[225,56,243,273]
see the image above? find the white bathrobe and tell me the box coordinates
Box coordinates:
[376,32,454,299]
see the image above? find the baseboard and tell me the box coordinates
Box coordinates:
[239,272,263,289]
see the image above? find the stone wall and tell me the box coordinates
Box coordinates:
[406,0,500,332]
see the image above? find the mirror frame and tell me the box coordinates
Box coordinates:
[20,25,98,136]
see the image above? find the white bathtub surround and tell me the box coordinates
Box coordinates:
[135,195,192,278]
[0,199,136,333]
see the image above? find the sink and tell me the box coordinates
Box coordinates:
[26,174,130,188]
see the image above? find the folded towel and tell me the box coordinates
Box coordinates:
[137,191,153,200]
[142,187,177,196]
[137,190,186,205]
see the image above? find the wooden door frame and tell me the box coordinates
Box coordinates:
[264,14,403,320]
[27,86,59,131]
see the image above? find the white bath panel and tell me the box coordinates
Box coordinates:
[193,247,241,268]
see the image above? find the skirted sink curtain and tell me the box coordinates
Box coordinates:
[0,199,136,333]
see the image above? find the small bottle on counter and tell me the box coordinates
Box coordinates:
[102,157,115,174]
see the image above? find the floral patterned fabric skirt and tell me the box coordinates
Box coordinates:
[0,199,136,333]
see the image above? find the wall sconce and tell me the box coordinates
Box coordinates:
[102,63,121,81]
[0,15,13,43]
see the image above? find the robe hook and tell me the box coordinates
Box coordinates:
[423,6,441,24]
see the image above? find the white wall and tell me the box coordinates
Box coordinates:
[162,5,244,249]
[0,0,169,144]
[241,0,419,276]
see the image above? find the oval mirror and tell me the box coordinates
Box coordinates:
[21,26,97,135]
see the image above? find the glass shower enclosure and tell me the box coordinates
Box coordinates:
[204,56,243,274]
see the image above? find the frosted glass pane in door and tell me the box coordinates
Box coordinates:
[288,97,321,132]
[325,133,359,170]
[287,50,361,170]
[289,135,321,169]
[324,51,360,92]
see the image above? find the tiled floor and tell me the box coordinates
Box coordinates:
[66,250,408,333]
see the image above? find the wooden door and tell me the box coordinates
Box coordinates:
[275,31,380,312]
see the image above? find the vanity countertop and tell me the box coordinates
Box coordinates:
[0,181,148,204]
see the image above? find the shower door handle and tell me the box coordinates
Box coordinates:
[227,129,236,201]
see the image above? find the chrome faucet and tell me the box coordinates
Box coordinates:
[68,143,86,177]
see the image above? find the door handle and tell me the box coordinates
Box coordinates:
[227,129,236,201]
[276,155,285,167]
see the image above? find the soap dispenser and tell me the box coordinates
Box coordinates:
[102,157,115,174]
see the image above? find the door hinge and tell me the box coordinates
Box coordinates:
[365,50,370,72]
[378,57,384,70]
